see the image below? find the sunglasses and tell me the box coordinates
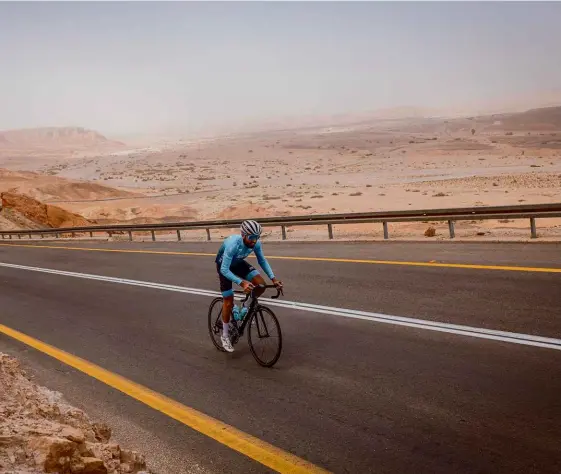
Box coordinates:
[245,234,260,242]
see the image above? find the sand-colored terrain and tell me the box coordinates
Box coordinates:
[1,107,560,239]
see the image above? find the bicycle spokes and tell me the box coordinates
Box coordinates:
[213,313,222,334]
[254,311,271,339]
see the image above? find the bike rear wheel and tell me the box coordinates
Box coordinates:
[208,297,226,352]
[248,305,282,367]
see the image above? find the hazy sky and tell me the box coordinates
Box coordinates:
[1,1,560,136]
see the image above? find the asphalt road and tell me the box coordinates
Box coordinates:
[0,241,560,473]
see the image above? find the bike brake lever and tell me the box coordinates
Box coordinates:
[271,287,283,299]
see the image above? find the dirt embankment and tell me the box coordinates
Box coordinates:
[0,193,92,231]
[0,169,140,203]
[0,352,150,474]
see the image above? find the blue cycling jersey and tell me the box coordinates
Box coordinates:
[215,235,275,285]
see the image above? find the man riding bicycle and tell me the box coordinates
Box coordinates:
[215,219,282,353]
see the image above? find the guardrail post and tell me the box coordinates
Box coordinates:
[107,231,112,239]
[1,234,4,239]
[56,233,60,239]
[89,231,93,238]
[9,234,12,240]
[17,234,21,239]
[448,220,456,239]
[530,217,537,238]
[281,226,287,240]
[28,233,31,239]
[71,232,75,238]
[328,224,334,240]
[383,222,389,240]
[151,230,156,242]
[176,229,181,241]
[40,234,44,239]
[128,230,133,241]
[206,228,211,241]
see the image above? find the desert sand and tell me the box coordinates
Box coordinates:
[1,107,560,239]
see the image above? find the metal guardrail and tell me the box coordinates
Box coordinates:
[1,203,560,241]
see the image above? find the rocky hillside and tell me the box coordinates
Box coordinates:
[0,169,141,203]
[0,352,150,473]
[0,192,93,231]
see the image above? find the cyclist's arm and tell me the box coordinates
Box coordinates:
[220,245,243,286]
[254,241,275,280]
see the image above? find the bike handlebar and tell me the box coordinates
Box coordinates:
[234,284,284,302]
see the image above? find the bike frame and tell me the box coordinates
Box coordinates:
[232,285,282,336]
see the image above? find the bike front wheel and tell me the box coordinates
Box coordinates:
[248,305,282,367]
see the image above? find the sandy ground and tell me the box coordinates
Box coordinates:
[1,111,560,239]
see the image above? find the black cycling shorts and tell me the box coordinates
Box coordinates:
[217,260,260,297]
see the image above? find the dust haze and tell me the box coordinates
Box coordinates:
[0,2,560,240]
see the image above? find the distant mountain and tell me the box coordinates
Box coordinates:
[0,127,126,150]
[488,106,561,131]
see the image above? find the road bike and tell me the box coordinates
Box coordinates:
[208,285,283,367]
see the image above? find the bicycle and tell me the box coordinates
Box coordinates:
[208,285,283,367]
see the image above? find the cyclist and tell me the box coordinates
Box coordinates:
[215,219,282,352]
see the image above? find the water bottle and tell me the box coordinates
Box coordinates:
[240,307,248,320]
[232,305,241,321]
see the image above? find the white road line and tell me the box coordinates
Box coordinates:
[1,261,560,351]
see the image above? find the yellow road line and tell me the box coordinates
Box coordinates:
[0,323,329,474]
[1,242,561,274]
[0,243,214,257]
[264,255,561,273]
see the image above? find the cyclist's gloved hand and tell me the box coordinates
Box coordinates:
[241,280,255,293]
[272,278,283,289]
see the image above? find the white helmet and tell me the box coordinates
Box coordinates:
[240,219,262,237]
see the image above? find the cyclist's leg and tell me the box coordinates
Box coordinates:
[243,263,266,298]
[217,284,235,351]
[217,265,234,333]
[217,261,247,332]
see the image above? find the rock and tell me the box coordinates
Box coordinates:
[11,447,27,464]
[120,463,133,473]
[61,426,86,444]
[28,436,76,471]
[71,456,86,473]
[81,457,107,474]
[120,450,146,471]
[0,352,151,474]
[424,226,436,237]
[0,435,24,447]
[79,442,95,458]
[106,443,120,460]
[92,423,111,443]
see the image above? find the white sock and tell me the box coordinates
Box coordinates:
[222,321,229,337]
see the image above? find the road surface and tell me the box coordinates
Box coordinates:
[0,241,560,473]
